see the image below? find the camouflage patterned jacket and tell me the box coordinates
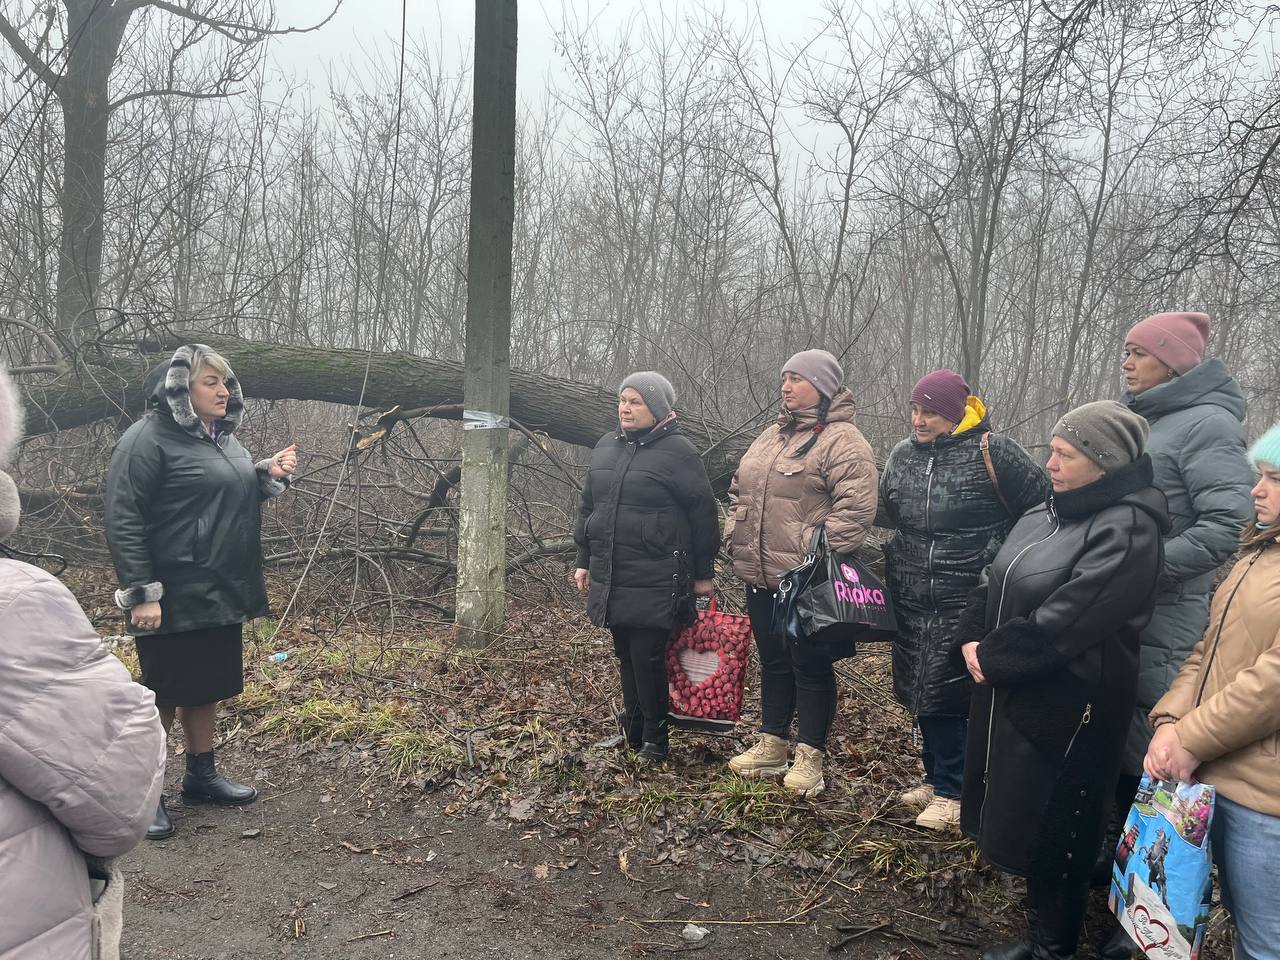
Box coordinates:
[880,413,1049,716]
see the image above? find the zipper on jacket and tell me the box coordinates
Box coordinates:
[1064,702,1092,759]
[917,455,937,711]
[979,509,1061,834]
[599,440,639,623]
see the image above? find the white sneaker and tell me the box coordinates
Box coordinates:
[915,796,962,831]
[899,782,934,810]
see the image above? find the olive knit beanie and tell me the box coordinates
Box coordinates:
[1053,400,1149,471]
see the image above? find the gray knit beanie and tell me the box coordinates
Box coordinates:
[619,371,676,420]
[782,350,843,400]
[0,364,23,540]
[1052,400,1149,470]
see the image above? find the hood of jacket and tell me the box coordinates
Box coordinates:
[144,344,244,439]
[775,385,858,430]
[1124,358,1246,424]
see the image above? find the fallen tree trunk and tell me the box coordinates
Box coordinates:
[20,331,757,486]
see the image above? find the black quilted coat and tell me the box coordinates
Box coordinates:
[879,420,1049,716]
[958,458,1169,880]
[574,419,720,630]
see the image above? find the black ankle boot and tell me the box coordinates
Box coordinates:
[636,741,669,765]
[181,750,257,805]
[146,795,175,840]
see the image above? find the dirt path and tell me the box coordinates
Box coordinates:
[121,749,919,960]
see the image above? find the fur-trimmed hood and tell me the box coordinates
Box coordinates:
[144,344,244,438]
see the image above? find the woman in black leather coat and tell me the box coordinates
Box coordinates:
[105,344,296,840]
[958,401,1169,960]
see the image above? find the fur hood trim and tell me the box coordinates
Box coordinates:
[148,344,244,438]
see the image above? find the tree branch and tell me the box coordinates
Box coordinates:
[115,0,342,43]
[0,13,60,88]
[108,85,235,111]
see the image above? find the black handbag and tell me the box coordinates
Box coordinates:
[772,527,898,660]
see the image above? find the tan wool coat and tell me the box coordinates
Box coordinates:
[723,388,878,589]
[1150,534,1280,815]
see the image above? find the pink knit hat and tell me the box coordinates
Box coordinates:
[1124,312,1210,374]
[911,369,970,426]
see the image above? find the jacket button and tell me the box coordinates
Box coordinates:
[1070,832,1077,839]
[1079,790,1087,798]
[1066,853,1073,860]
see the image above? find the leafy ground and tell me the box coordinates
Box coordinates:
[60,567,1230,958]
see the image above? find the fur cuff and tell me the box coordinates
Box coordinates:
[115,581,164,609]
[255,459,292,499]
[977,616,1069,685]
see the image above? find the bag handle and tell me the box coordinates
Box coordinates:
[980,432,1012,517]
[804,524,827,562]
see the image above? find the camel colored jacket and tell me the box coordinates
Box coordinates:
[723,388,878,589]
[1150,535,1280,816]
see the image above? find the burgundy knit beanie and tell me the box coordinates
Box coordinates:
[1124,312,1210,375]
[911,369,970,426]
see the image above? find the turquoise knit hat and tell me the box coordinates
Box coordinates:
[1249,422,1280,469]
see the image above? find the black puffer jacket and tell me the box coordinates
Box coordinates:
[958,457,1169,881]
[574,419,720,630]
[105,345,289,635]
[880,417,1048,716]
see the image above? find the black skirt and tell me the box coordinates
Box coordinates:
[135,623,245,709]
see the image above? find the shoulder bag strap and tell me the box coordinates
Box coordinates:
[980,432,1012,517]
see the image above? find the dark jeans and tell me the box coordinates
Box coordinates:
[744,587,837,751]
[918,715,966,800]
[610,626,671,744]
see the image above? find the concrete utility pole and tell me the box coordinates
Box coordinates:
[454,0,518,647]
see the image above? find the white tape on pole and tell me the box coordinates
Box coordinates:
[463,409,511,430]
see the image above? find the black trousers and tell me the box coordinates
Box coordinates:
[610,626,671,745]
[744,587,838,751]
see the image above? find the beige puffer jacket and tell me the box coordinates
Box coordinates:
[0,559,166,960]
[1150,533,1280,816]
[723,388,878,589]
